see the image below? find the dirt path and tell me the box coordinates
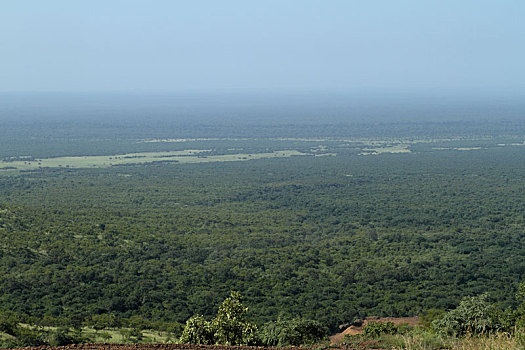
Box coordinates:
[329,316,420,344]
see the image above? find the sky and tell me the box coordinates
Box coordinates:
[0,0,524,94]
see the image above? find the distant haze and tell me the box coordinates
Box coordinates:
[1,91,524,123]
[1,1,524,94]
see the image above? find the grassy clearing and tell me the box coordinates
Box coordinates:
[0,150,312,171]
[359,145,412,155]
[15,324,173,345]
[82,328,173,344]
[3,136,517,171]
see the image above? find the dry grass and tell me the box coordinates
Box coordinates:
[449,333,522,350]
[401,332,523,350]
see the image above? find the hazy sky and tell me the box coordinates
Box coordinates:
[1,0,524,93]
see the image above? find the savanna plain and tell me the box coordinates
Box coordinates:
[1,118,525,349]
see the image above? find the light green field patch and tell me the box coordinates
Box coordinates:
[312,152,336,157]
[359,145,411,155]
[495,141,525,147]
[142,136,483,145]
[0,150,311,172]
[186,150,310,163]
[82,328,172,344]
[456,147,482,151]
[140,138,250,143]
[432,147,483,151]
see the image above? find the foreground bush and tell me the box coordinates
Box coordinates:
[179,315,215,345]
[259,317,327,346]
[432,293,506,336]
[179,291,257,345]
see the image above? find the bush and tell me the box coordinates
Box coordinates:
[150,320,185,335]
[0,314,18,335]
[98,331,113,342]
[47,327,86,346]
[12,327,46,347]
[179,315,215,345]
[432,293,504,336]
[260,317,327,346]
[89,313,120,330]
[180,292,328,346]
[419,309,445,329]
[259,321,280,346]
[180,291,258,345]
[363,322,398,337]
[119,328,143,343]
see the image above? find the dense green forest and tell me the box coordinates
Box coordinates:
[0,120,524,338]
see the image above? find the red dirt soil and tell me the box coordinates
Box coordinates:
[329,316,420,344]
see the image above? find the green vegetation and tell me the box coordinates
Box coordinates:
[432,294,511,336]
[259,317,327,346]
[0,119,524,348]
[363,321,399,337]
[179,292,258,345]
[339,284,525,349]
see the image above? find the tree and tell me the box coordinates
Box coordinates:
[211,291,257,345]
[180,291,258,345]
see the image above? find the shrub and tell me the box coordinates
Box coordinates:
[150,320,184,335]
[259,320,280,346]
[0,314,17,335]
[419,309,445,329]
[47,327,86,346]
[124,315,149,330]
[180,291,258,345]
[179,315,215,344]
[432,293,504,336]
[363,321,398,337]
[89,313,120,330]
[98,331,113,342]
[260,317,327,346]
[12,327,46,347]
[181,292,327,346]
